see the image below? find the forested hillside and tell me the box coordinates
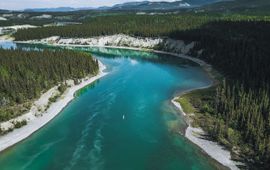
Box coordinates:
[186,20,270,169]
[172,16,270,169]
[13,14,270,40]
[0,49,98,122]
[13,14,210,40]
[12,13,270,168]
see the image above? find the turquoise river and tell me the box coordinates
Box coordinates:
[0,42,222,170]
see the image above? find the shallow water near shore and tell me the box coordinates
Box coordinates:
[0,42,220,170]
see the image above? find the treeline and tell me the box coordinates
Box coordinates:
[180,20,270,168]
[13,14,213,40]
[0,49,98,121]
[212,81,270,167]
[181,20,270,89]
[13,14,270,41]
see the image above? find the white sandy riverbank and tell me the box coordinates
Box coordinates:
[172,96,241,170]
[0,62,107,152]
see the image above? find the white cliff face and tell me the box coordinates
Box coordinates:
[54,34,163,49]
[32,34,195,55]
[162,39,195,54]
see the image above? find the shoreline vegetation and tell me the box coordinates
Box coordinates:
[16,36,240,169]
[0,61,107,152]
[171,81,244,170]
[0,47,106,151]
[0,49,99,123]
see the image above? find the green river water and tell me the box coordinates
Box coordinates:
[0,43,221,170]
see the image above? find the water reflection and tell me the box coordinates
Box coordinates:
[0,40,17,49]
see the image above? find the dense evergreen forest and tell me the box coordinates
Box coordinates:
[13,14,270,40]
[186,21,270,169]
[172,18,270,168]
[13,14,207,40]
[10,13,270,168]
[0,49,99,122]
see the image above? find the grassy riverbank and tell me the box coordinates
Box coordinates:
[176,87,216,127]
[175,86,247,166]
[176,81,270,169]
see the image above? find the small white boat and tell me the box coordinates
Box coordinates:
[122,115,125,120]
